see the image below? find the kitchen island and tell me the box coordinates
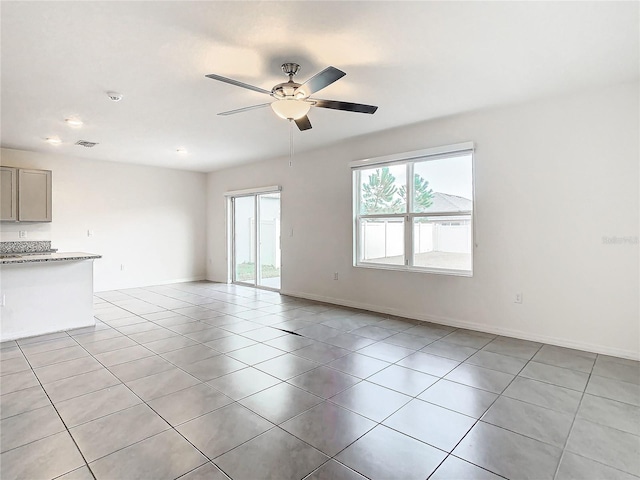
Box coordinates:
[0,252,101,341]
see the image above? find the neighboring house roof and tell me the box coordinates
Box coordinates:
[423,192,472,213]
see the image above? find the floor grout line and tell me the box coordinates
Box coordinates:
[426,342,545,480]
[14,340,98,480]
[3,281,639,480]
[55,326,226,476]
[551,365,594,480]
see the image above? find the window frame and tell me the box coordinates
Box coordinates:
[352,143,475,277]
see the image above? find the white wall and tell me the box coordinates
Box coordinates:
[207,82,640,359]
[1,148,207,291]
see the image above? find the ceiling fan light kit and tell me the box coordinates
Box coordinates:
[206,62,378,131]
[270,99,311,120]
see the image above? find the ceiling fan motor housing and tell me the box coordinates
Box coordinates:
[272,81,302,98]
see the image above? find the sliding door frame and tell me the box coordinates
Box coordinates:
[226,186,281,292]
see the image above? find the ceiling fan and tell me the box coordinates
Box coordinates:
[205,63,378,131]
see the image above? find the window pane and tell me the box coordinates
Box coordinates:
[359,165,406,215]
[413,216,472,272]
[412,154,473,214]
[360,217,404,265]
[258,193,281,290]
[233,196,255,284]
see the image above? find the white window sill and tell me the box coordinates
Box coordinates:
[354,262,473,277]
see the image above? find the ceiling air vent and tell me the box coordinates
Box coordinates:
[75,140,99,148]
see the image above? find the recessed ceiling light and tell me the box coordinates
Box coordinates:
[107,91,123,102]
[65,118,83,127]
[45,137,62,145]
[176,148,188,155]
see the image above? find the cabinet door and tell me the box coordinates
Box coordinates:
[18,169,52,222]
[0,167,17,221]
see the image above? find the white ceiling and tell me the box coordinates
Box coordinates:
[1,1,638,172]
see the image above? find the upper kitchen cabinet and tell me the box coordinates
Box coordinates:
[0,167,52,222]
[18,169,52,222]
[1,167,18,221]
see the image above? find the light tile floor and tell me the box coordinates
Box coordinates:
[1,281,639,480]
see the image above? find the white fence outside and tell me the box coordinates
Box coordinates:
[234,196,281,269]
[236,218,280,267]
[362,219,471,261]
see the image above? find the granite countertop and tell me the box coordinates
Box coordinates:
[0,252,102,265]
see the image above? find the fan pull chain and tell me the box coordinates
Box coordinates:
[289,119,294,167]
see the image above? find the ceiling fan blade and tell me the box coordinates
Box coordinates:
[218,103,271,116]
[295,66,346,97]
[205,73,272,95]
[294,115,312,131]
[311,99,378,114]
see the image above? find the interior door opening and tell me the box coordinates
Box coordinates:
[231,191,281,291]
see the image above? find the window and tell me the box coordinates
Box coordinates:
[352,143,474,276]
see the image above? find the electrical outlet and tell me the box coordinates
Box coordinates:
[18,231,27,238]
[120,264,125,271]
[515,293,523,304]
[289,228,294,237]
[333,272,339,280]
[87,230,94,237]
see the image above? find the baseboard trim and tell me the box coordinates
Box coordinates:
[95,276,206,293]
[280,289,640,361]
[1,324,94,343]
[149,276,208,287]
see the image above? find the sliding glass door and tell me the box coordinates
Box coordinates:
[232,195,256,286]
[231,192,281,290]
[257,193,281,289]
